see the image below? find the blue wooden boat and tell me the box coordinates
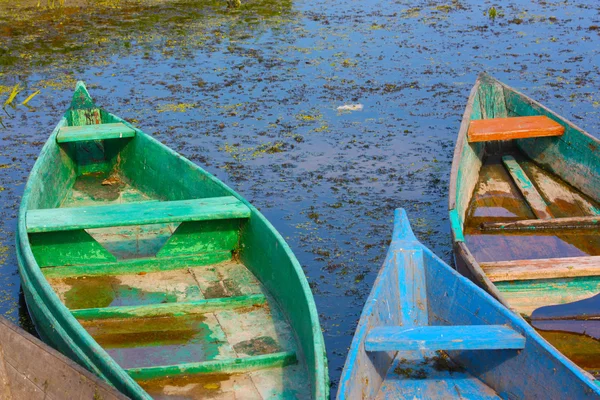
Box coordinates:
[338,208,600,399]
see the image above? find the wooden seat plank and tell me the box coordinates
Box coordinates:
[125,351,297,381]
[71,294,266,320]
[27,196,250,233]
[468,116,564,143]
[57,123,136,143]
[481,256,600,282]
[481,215,600,231]
[502,155,553,219]
[365,325,525,352]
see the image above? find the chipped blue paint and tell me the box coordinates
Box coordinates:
[365,325,525,352]
[337,208,600,399]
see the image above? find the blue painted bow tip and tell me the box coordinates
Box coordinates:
[391,208,418,243]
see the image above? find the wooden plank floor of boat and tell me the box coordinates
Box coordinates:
[42,172,308,399]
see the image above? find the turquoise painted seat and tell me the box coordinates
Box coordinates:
[26,196,251,268]
[57,122,136,143]
[365,325,525,352]
[26,196,250,233]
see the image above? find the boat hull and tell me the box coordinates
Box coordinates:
[449,73,600,379]
[16,82,328,399]
[0,316,127,400]
[338,209,600,399]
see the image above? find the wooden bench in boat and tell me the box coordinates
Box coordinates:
[27,196,250,233]
[468,116,564,143]
[365,325,525,351]
[56,122,136,143]
[26,196,251,268]
[481,256,600,282]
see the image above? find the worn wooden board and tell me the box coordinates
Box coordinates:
[375,351,500,400]
[0,317,127,400]
[72,294,267,320]
[496,276,600,316]
[501,155,553,219]
[42,252,231,279]
[481,215,600,231]
[482,256,600,282]
[57,122,136,143]
[29,229,117,267]
[157,219,241,257]
[522,162,600,217]
[468,116,564,143]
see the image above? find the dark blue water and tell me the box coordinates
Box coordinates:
[1,0,600,392]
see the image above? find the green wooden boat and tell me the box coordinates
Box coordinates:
[449,73,600,378]
[16,82,329,399]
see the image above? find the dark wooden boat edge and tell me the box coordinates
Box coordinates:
[0,316,129,399]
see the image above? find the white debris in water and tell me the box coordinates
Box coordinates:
[337,104,364,111]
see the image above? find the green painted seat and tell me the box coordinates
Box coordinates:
[26,196,251,233]
[56,122,136,143]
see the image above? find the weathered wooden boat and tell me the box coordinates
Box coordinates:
[16,82,328,399]
[449,73,600,378]
[0,316,128,400]
[338,208,600,399]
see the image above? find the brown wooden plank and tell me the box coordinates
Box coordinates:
[468,116,564,143]
[0,318,127,400]
[502,156,553,219]
[481,215,600,231]
[0,343,13,400]
[522,162,600,218]
[482,256,600,282]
